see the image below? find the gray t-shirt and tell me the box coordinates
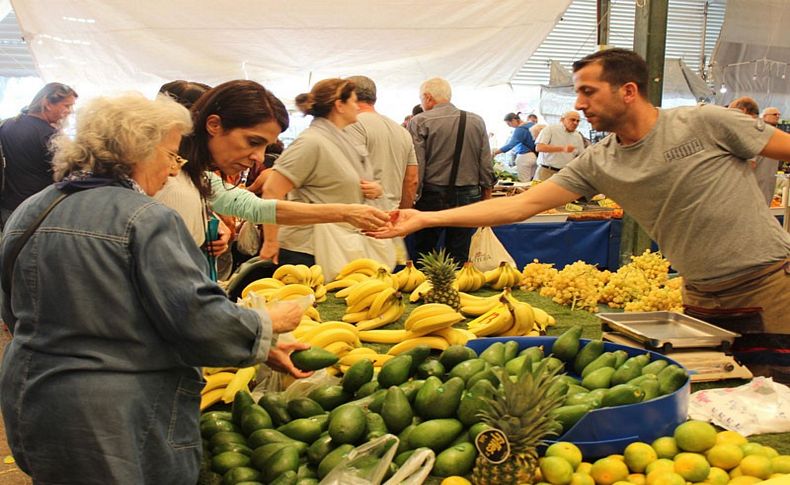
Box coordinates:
[346,111,417,210]
[535,123,586,169]
[274,118,368,255]
[551,104,790,285]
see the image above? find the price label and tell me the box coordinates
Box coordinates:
[475,428,510,464]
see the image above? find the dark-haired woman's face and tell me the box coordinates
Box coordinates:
[207,117,282,176]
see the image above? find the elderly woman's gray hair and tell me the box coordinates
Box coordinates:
[51,93,193,181]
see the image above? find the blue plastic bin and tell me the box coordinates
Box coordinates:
[466,336,690,459]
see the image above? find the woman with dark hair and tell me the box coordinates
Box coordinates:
[158,80,211,109]
[261,78,388,274]
[153,79,388,275]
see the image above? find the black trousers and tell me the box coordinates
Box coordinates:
[412,185,482,266]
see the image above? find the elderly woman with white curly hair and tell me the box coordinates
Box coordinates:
[0,93,309,484]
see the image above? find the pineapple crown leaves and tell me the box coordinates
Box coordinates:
[417,248,459,273]
[476,360,566,445]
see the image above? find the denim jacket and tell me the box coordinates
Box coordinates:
[0,184,270,484]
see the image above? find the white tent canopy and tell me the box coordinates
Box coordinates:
[11,0,571,117]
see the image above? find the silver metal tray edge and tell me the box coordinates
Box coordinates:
[595,311,740,350]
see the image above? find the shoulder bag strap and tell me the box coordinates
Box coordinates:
[447,110,467,199]
[2,192,71,303]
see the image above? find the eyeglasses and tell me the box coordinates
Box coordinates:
[162,147,188,168]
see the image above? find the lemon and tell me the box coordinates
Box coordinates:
[625,442,659,473]
[645,459,675,475]
[673,452,710,482]
[763,446,780,459]
[705,443,744,470]
[716,430,747,446]
[577,462,593,474]
[651,437,679,459]
[704,466,730,485]
[771,455,790,474]
[441,478,472,485]
[627,473,647,485]
[740,442,766,457]
[541,456,575,485]
[740,454,773,479]
[645,470,686,485]
[570,472,596,485]
[590,457,630,485]
[673,420,717,453]
[546,442,584,470]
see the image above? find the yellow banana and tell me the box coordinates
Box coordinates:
[295,321,358,343]
[409,280,432,303]
[338,349,377,366]
[337,258,382,278]
[325,279,354,292]
[367,287,397,318]
[459,291,500,305]
[271,284,314,301]
[201,372,236,395]
[408,310,465,335]
[324,340,356,356]
[241,278,285,298]
[305,328,360,348]
[309,264,324,286]
[346,291,379,314]
[484,264,502,285]
[273,264,302,284]
[403,303,456,327]
[359,329,413,344]
[433,327,474,346]
[342,310,370,323]
[313,284,327,302]
[202,366,238,376]
[200,388,226,411]
[356,299,406,331]
[346,279,390,306]
[533,307,554,329]
[304,305,321,322]
[492,264,511,290]
[460,298,501,317]
[388,336,449,355]
[394,262,413,289]
[221,367,256,403]
[467,305,513,337]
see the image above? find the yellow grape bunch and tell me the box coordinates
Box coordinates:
[538,260,604,312]
[520,259,559,291]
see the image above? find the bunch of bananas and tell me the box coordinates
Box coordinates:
[459,291,504,316]
[293,321,361,358]
[340,280,406,330]
[240,277,285,299]
[324,272,369,292]
[336,258,389,279]
[394,260,427,292]
[200,366,257,411]
[484,261,523,290]
[466,291,555,337]
[272,264,327,301]
[337,347,395,374]
[455,262,485,292]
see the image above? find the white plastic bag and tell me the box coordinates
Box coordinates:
[688,377,790,436]
[319,434,400,485]
[468,226,516,272]
[313,223,396,281]
[383,447,435,485]
[236,220,261,256]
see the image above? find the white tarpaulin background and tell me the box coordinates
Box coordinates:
[10,0,571,121]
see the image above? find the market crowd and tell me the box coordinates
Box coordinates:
[0,47,786,484]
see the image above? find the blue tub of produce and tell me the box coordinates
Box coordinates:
[466,336,690,459]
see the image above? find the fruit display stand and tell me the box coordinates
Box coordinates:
[467,336,689,459]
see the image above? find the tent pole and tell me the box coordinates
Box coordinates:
[597,0,611,48]
[618,0,669,267]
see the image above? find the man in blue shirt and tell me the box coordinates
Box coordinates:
[493,112,537,181]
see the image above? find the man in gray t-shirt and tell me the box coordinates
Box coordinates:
[376,48,790,382]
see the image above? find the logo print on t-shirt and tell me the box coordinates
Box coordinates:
[664,138,704,162]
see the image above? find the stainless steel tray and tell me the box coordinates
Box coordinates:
[596,311,740,352]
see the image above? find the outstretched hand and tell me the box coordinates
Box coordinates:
[365,209,424,238]
[343,204,390,231]
[266,341,313,379]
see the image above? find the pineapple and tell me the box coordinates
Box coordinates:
[418,249,460,310]
[471,361,566,485]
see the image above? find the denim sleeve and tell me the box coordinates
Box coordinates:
[129,203,269,367]
[207,172,278,224]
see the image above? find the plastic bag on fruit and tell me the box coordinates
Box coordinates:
[688,377,790,436]
[468,226,516,272]
[320,434,434,485]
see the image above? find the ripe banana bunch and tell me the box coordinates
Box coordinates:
[409,280,433,303]
[433,327,477,346]
[394,261,427,292]
[354,293,407,331]
[269,283,315,302]
[339,278,392,313]
[459,291,503,316]
[200,366,257,411]
[358,329,415,344]
[466,302,514,337]
[403,303,465,335]
[485,261,523,290]
[500,292,538,337]
[456,262,486,292]
[372,267,400,290]
[273,264,312,285]
[241,277,285,299]
[338,348,395,371]
[533,307,556,330]
[295,321,361,350]
[336,258,386,279]
[324,273,369,292]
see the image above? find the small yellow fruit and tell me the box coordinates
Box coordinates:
[645,470,685,485]
[546,442,584,470]
[652,437,679,459]
[705,443,744,470]
[627,473,647,485]
[772,455,790,474]
[727,476,763,485]
[440,477,472,485]
[645,458,675,475]
[570,472,595,485]
[625,442,659,473]
[739,454,773,479]
[673,452,710,482]
[541,456,575,485]
[716,430,747,446]
[674,420,717,453]
[577,462,593,474]
[705,466,730,485]
[741,442,766,457]
[591,457,630,485]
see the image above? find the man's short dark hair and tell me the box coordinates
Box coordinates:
[346,75,377,104]
[503,112,520,122]
[572,48,648,98]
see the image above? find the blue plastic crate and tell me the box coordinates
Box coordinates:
[466,336,690,459]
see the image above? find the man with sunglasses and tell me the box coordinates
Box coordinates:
[533,110,586,181]
[0,83,78,229]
